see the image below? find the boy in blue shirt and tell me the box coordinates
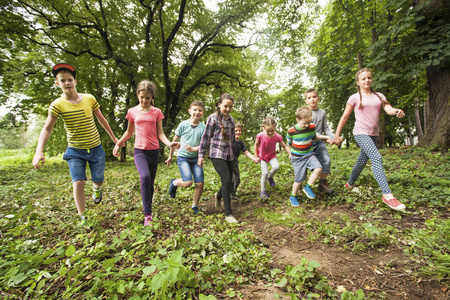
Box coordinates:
[166,101,205,214]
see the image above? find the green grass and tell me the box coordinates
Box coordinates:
[0,146,449,299]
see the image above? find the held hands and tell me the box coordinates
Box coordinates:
[169,142,180,149]
[252,157,260,164]
[113,144,121,157]
[325,138,334,145]
[333,136,343,147]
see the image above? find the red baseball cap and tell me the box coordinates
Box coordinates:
[52,63,76,78]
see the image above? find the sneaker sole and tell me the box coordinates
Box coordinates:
[383,201,406,211]
[302,188,316,199]
[93,195,102,204]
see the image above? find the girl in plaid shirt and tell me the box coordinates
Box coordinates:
[198,93,238,223]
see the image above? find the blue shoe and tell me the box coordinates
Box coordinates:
[192,206,199,214]
[302,185,316,199]
[289,195,299,207]
[169,179,177,198]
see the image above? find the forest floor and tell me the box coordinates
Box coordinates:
[200,193,449,300]
[1,147,449,299]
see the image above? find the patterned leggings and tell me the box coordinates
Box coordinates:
[348,135,391,194]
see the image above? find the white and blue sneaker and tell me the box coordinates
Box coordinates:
[302,185,316,199]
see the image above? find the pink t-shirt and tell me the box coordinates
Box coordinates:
[126,106,164,150]
[347,92,386,136]
[256,132,283,162]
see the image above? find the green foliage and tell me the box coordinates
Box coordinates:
[273,257,336,298]
[406,218,450,282]
[1,145,449,298]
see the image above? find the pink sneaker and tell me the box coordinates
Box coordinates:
[382,196,406,211]
[344,183,354,191]
[144,214,153,226]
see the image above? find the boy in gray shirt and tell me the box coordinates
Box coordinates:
[304,88,335,193]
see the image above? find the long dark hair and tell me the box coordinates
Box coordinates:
[215,93,234,141]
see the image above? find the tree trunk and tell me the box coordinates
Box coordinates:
[417,66,450,150]
[416,0,450,150]
[414,97,424,141]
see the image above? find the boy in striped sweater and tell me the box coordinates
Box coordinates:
[286,107,333,206]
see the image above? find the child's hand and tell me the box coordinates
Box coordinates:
[32,153,45,169]
[395,109,405,118]
[170,142,180,149]
[253,157,260,164]
[165,156,172,166]
[333,136,343,147]
[185,145,193,152]
[325,138,333,145]
[113,144,121,157]
[198,158,204,168]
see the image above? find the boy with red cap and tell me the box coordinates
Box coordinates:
[32,63,118,226]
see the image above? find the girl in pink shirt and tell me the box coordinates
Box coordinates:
[113,80,179,226]
[334,68,406,211]
[254,117,291,200]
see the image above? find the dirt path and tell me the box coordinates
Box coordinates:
[201,197,449,300]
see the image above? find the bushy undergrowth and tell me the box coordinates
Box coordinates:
[0,146,448,299]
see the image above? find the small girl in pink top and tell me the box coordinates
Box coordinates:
[254,117,291,200]
[113,80,179,226]
[334,68,406,211]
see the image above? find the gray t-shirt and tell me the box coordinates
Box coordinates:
[311,108,334,139]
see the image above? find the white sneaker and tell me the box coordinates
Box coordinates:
[225,215,238,223]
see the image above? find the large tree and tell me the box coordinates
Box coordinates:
[2,0,268,155]
[414,0,450,150]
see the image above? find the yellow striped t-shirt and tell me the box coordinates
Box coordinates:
[49,94,101,149]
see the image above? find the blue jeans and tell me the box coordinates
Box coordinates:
[63,145,105,183]
[313,141,331,174]
[177,156,204,183]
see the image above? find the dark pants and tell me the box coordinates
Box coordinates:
[211,158,234,216]
[231,160,240,198]
[134,148,159,215]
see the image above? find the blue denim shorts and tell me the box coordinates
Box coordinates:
[63,145,105,183]
[177,156,204,183]
[313,140,331,174]
[291,153,322,183]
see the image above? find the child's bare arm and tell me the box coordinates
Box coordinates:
[315,134,333,144]
[165,135,180,166]
[94,108,118,144]
[113,122,135,157]
[279,140,291,160]
[244,150,260,163]
[32,113,58,169]
[254,139,260,159]
[185,145,199,153]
